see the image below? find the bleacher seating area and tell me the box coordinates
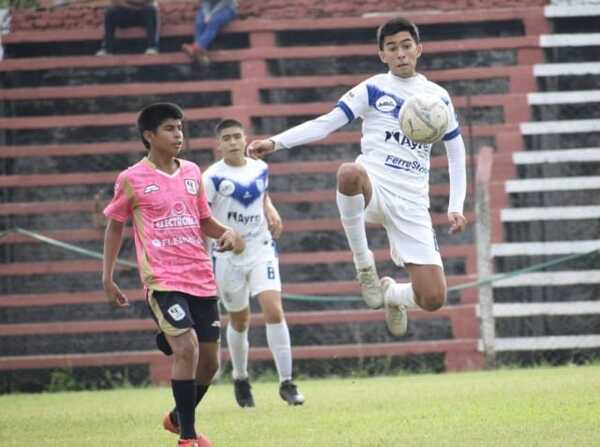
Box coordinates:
[2,0,598,390]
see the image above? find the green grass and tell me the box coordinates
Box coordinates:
[1,364,600,446]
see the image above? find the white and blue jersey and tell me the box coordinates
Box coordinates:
[337,72,460,208]
[203,158,272,264]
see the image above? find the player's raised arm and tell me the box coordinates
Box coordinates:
[247,107,350,159]
[247,138,276,159]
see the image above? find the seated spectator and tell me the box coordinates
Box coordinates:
[181,0,237,65]
[96,0,159,56]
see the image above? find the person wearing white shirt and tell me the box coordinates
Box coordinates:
[248,17,468,337]
[204,119,305,407]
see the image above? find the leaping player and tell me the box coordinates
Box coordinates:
[248,17,468,337]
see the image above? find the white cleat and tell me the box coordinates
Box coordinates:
[381,276,408,337]
[356,263,384,309]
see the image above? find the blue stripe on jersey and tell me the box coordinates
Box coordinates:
[336,101,355,122]
[443,127,461,141]
[210,168,268,208]
[366,84,405,118]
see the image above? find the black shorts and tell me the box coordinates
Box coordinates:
[147,290,220,343]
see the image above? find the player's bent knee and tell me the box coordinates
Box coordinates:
[418,293,446,312]
[336,163,363,191]
[231,319,249,332]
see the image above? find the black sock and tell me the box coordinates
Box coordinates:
[171,379,196,439]
[195,384,210,406]
[170,383,210,427]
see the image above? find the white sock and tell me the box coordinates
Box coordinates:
[336,191,372,269]
[227,324,249,380]
[266,321,292,382]
[387,282,419,309]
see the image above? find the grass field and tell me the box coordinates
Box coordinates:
[1,364,599,446]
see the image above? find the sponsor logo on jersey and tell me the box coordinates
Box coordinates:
[385,131,431,149]
[151,235,203,248]
[384,131,432,159]
[184,179,198,195]
[153,202,200,230]
[384,155,428,174]
[375,95,398,113]
[227,211,261,225]
[144,184,160,194]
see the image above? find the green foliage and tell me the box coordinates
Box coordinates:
[0,365,149,394]
[1,364,599,446]
[46,366,149,392]
[2,0,40,9]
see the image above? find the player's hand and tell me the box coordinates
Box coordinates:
[448,212,468,234]
[247,139,275,159]
[217,229,246,254]
[103,279,129,308]
[266,211,283,239]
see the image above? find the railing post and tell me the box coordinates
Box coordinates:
[475,146,496,368]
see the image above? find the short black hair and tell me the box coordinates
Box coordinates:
[137,103,184,149]
[377,17,420,49]
[215,118,244,136]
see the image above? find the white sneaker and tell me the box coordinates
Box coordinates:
[144,47,159,55]
[95,49,108,56]
[382,277,408,336]
[356,262,383,309]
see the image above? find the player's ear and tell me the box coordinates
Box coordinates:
[415,43,423,59]
[143,129,154,145]
[378,49,387,64]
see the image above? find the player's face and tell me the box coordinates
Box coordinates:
[145,118,184,156]
[378,31,422,78]
[218,126,247,166]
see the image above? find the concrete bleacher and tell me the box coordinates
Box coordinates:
[0,4,551,387]
[490,3,600,358]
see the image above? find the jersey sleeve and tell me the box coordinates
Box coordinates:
[197,168,212,220]
[258,159,269,191]
[442,95,461,141]
[103,172,133,223]
[336,81,370,122]
[202,167,217,205]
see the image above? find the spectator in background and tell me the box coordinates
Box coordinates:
[181,0,237,65]
[96,0,160,56]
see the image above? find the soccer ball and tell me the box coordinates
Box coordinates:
[398,94,450,145]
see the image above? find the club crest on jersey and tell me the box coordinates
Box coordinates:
[184,179,198,195]
[375,95,398,113]
[144,184,160,194]
[218,179,235,196]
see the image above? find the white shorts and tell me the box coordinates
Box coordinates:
[364,174,443,268]
[213,241,281,312]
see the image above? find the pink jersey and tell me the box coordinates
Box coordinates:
[104,157,216,297]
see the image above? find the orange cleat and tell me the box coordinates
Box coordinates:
[177,439,199,447]
[196,434,213,447]
[177,434,213,447]
[163,412,180,435]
